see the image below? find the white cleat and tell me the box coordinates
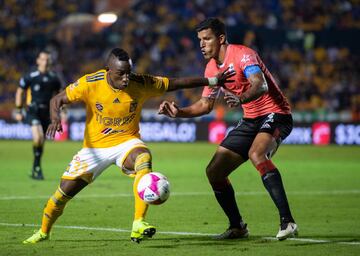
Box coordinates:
[276,222,298,241]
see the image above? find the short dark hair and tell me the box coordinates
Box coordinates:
[109,48,130,61]
[37,49,51,57]
[195,17,226,37]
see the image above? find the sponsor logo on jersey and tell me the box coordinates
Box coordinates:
[43,76,49,82]
[129,101,138,112]
[95,112,136,126]
[241,54,251,63]
[113,98,120,103]
[96,102,103,112]
[101,128,125,135]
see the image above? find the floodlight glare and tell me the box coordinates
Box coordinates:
[98,13,117,24]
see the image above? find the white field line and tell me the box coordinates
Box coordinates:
[0,222,359,246]
[0,190,360,201]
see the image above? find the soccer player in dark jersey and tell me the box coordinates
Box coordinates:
[158,18,298,240]
[15,50,62,180]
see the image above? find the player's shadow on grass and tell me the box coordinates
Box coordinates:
[143,236,267,249]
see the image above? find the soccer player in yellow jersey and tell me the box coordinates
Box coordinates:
[23,48,235,244]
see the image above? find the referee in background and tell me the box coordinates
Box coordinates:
[15,50,62,180]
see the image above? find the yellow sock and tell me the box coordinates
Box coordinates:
[41,187,72,233]
[133,152,152,220]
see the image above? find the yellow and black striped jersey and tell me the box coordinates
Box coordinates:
[66,69,169,148]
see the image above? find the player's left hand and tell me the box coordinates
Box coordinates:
[46,119,63,139]
[224,90,241,108]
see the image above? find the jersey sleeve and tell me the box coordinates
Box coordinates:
[142,74,169,97]
[19,75,30,89]
[238,48,260,74]
[65,75,89,103]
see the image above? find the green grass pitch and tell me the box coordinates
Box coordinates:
[0,140,359,256]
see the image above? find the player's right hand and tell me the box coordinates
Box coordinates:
[158,101,179,118]
[46,119,63,139]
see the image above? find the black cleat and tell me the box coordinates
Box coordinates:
[142,227,156,238]
[214,223,249,240]
[30,166,44,180]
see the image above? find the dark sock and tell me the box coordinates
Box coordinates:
[33,145,43,169]
[212,182,243,228]
[261,169,294,223]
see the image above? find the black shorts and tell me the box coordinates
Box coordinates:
[220,113,293,160]
[25,104,51,133]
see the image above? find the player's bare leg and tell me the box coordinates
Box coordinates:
[31,124,45,180]
[249,132,297,240]
[23,179,88,244]
[206,146,249,239]
[123,147,156,243]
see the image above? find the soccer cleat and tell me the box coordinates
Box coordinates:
[130,219,156,243]
[213,223,249,240]
[30,166,44,180]
[276,222,298,241]
[23,229,49,244]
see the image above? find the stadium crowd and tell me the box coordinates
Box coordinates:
[1,0,359,120]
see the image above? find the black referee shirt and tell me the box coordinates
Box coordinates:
[19,70,61,106]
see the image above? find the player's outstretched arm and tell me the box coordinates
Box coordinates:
[167,68,235,91]
[47,90,71,139]
[158,97,215,118]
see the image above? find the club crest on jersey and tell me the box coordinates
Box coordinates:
[129,101,138,112]
[96,102,103,112]
[228,63,235,72]
[34,84,40,91]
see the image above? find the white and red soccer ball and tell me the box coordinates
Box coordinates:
[137,172,170,205]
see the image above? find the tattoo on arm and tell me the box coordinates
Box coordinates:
[240,72,268,104]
